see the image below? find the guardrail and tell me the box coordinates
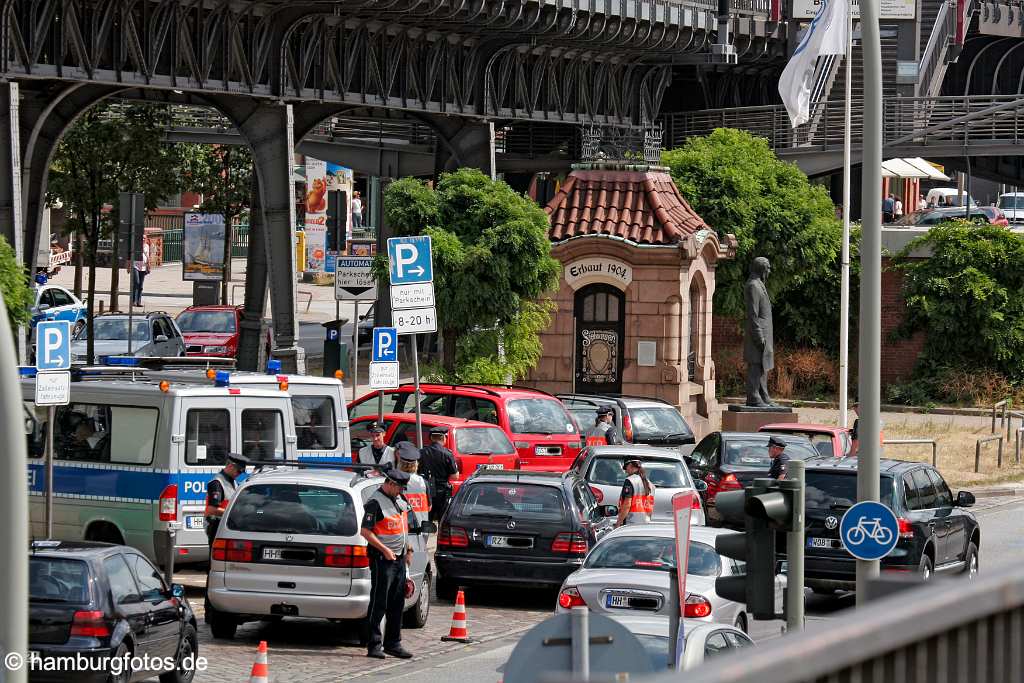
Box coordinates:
[992,398,1010,434]
[882,438,938,466]
[975,434,1004,472]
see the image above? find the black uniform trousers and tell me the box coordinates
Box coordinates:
[366,551,407,652]
[430,482,452,522]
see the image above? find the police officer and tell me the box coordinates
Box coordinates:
[768,435,789,480]
[361,467,415,660]
[358,423,395,469]
[396,442,431,520]
[615,457,655,527]
[418,426,457,521]
[204,453,249,546]
[586,406,622,446]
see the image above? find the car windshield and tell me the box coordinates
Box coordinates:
[176,310,236,333]
[29,557,90,603]
[227,484,357,536]
[806,472,895,511]
[455,427,516,455]
[455,483,566,522]
[722,437,816,468]
[585,536,721,576]
[587,457,690,489]
[998,196,1024,209]
[75,318,150,341]
[630,407,693,443]
[506,398,577,435]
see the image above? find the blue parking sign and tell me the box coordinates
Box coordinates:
[36,320,72,371]
[387,236,433,285]
[372,327,398,363]
[839,501,900,561]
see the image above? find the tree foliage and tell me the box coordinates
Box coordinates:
[382,169,561,379]
[0,234,32,329]
[662,128,853,350]
[894,222,1024,380]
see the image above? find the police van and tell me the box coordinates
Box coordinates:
[21,366,299,565]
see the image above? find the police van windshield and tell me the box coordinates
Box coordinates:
[227,484,358,536]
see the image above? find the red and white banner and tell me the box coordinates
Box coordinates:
[672,490,697,668]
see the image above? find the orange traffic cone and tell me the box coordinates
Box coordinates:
[441,589,474,643]
[248,640,269,683]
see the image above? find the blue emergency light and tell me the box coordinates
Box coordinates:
[214,370,231,387]
[102,356,142,367]
[18,366,37,377]
[266,359,282,374]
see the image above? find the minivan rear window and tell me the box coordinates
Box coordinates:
[455,427,515,455]
[805,472,895,511]
[506,398,577,435]
[227,484,358,536]
[29,558,90,603]
[587,458,690,488]
[456,483,566,522]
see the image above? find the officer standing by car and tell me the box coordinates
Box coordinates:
[586,406,623,446]
[419,426,457,521]
[204,453,249,546]
[358,423,395,469]
[361,468,416,660]
[615,457,654,527]
[767,435,789,480]
[396,442,431,520]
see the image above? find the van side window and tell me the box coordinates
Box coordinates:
[242,409,285,461]
[49,403,157,465]
[185,409,230,466]
[293,396,337,450]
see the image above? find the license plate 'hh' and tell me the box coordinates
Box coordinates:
[606,594,629,608]
[185,515,205,530]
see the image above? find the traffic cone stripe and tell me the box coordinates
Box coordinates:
[441,589,474,643]
[249,640,270,683]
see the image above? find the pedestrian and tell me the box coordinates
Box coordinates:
[849,402,884,457]
[894,196,904,218]
[418,426,457,521]
[882,194,895,223]
[586,406,623,447]
[917,195,928,211]
[358,423,395,470]
[767,435,789,480]
[615,458,654,527]
[396,441,431,520]
[352,191,363,229]
[361,467,415,660]
[130,235,151,307]
[204,453,249,546]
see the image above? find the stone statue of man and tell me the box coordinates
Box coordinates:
[743,257,775,407]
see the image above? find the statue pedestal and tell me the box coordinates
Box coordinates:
[722,404,798,432]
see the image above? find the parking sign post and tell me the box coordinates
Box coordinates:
[35,321,71,539]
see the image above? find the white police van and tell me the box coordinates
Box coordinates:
[21,364,299,565]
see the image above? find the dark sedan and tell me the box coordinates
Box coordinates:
[434,470,617,598]
[29,540,197,683]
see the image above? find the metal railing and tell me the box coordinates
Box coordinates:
[883,438,938,466]
[975,434,1004,472]
[917,0,976,98]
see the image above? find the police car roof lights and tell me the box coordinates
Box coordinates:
[18,366,37,377]
[266,359,282,374]
[101,355,143,367]
[214,370,231,387]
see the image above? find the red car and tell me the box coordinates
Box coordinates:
[176,305,242,357]
[349,414,520,493]
[758,423,853,458]
[348,384,583,471]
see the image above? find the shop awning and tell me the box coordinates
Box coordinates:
[881,157,950,181]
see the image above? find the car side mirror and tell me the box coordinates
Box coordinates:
[36,304,50,312]
[154,334,169,343]
[171,583,185,599]
[956,491,975,507]
[600,505,619,518]
[693,480,708,493]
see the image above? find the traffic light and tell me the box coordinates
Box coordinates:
[118,192,145,260]
[326,190,348,251]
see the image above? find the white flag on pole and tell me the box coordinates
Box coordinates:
[778,0,849,127]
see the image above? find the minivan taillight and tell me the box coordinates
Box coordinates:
[70,610,110,638]
[324,545,370,568]
[622,414,634,442]
[552,532,588,555]
[158,484,178,522]
[897,518,915,539]
[438,526,469,548]
[211,539,253,562]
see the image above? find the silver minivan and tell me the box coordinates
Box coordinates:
[205,466,432,638]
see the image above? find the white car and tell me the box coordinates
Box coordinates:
[70,311,186,362]
[609,615,754,671]
[997,192,1024,224]
[556,525,785,637]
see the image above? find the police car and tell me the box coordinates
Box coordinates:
[205,464,434,638]
[31,283,88,333]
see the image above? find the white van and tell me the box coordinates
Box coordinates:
[996,192,1024,224]
[926,188,978,208]
[21,369,298,564]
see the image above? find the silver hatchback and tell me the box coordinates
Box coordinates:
[205,467,432,638]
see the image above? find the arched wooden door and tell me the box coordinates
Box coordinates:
[574,284,626,394]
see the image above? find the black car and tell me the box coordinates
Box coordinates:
[684,431,818,525]
[434,470,617,598]
[556,394,696,447]
[29,540,197,683]
[799,458,978,593]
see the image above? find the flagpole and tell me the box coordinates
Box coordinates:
[839,7,853,428]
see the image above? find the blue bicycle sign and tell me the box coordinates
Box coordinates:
[840,501,900,561]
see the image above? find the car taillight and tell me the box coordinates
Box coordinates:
[325,545,370,568]
[683,593,712,618]
[438,526,469,548]
[211,539,253,562]
[897,518,915,539]
[691,495,703,510]
[70,610,110,638]
[552,532,588,555]
[589,486,604,503]
[622,414,634,442]
[719,473,742,491]
[158,484,178,522]
[557,587,587,609]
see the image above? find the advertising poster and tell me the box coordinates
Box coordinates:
[183,212,226,281]
[304,157,328,272]
[792,0,915,19]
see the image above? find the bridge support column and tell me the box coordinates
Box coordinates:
[0,83,23,268]
[237,174,268,372]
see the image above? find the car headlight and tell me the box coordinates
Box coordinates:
[204,345,228,354]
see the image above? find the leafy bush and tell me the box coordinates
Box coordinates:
[0,234,32,329]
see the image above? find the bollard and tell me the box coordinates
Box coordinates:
[571,606,589,679]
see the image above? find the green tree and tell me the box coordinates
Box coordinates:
[662,128,851,350]
[382,169,561,380]
[47,103,182,363]
[178,144,254,303]
[0,234,33,330]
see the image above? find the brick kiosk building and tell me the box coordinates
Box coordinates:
[526,164,736,436]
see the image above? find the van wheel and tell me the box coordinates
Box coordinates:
[207,607,238,640]
[404,573,431,628]
[435,575,458,602]
[86,523,124,546]
[160,624,197,683]
[108,642,132,683]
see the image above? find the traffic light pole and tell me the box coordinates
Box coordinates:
[783,460,805,632]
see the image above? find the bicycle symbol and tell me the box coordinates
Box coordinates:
[844,517,894,547]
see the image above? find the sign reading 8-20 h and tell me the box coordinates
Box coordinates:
[792,0,916,19]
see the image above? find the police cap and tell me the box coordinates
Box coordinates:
[397,441,420,462]
[768,435,787,449]
[227,453,250,467]
[596,406,614,417]
[383,468,411,485]
[429,426,449,436]
[369,422,386,434]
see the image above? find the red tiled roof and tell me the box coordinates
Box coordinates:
[545,168,710,245]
